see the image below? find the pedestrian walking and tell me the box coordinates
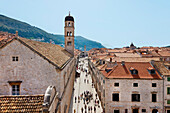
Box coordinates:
[81,107,84,113]
[85,104,87,110]
[94,106,96,113]
[75,96,77,103]
[88,106,90,112]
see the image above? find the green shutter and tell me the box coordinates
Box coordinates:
[167,77,170,81]
[167,87,170,94]
[167,100,170,104]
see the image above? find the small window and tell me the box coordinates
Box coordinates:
[152,94,157,102]
[167,100,170,104]
[12,56,19,61]
[142,109,146,112]
[112,93,119,101]
[167,77,170,81]
[130,69,138,75]
[133,83,138,87]
[148,69,156,74]
[167,87,170,94]
[103,80,105,84]
[152,83,157,87]
[114,83,119,87]
[12,85,20,95]
[67,41,72,46]
[132,94,140,102]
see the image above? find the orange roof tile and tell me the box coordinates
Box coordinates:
[100,62,162,79]
[0,95,44,112]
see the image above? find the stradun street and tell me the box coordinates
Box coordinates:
[71,57,103,113]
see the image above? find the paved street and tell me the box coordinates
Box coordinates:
[71,57,103,113]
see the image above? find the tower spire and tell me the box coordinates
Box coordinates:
[69,11,70,16]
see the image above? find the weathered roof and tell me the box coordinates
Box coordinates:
[0,95,44,113]
[99,62,162,79]
[152,61,170,75]
[17,37,72,68]
[0,32,73,69]
[114,53,141,57]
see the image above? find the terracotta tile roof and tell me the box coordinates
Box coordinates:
[0,95,44,113]
[17,37,72,68]
[105,57,160,62]
[152,61,170,75]
[99,62,162,79]
[114,53,141,57]
[0,31,72,69]
[0,32,15,48]
[158,51,170,57]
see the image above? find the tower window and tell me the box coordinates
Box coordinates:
[67,32,69,36]
[68,22,70,26]
[70,32,72,36]
[67,41,72,46]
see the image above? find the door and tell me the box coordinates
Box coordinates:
[152,109,158,113]
[133,109,139,113]
[114,110,120,113]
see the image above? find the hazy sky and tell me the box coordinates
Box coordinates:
[0,0,170,48]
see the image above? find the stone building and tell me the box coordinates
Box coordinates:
[152,61,170,113]
[0,13,76,113]
[89,58,163,113]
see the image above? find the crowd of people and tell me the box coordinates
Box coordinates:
[73,59,102,113]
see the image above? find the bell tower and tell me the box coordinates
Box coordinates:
[64,12,75,55]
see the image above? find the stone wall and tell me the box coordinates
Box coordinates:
[105,79,163,113]
[0,40,61,95]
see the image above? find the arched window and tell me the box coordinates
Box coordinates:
[67,32,69,36]
[70,32,72,36]
[68,22,70,26]
[67,41,72,46]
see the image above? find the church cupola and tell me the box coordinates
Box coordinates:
[64,12,75,56]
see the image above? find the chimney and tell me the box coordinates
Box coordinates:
[16,31,18,37]
[110,58,112,62]
[121,61,125,66]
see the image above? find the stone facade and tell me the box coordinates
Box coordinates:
[88,58,165,113]
[105,79,163,113]
[0,39,76,113]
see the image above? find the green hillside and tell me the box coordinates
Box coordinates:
[0,14,105,51]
